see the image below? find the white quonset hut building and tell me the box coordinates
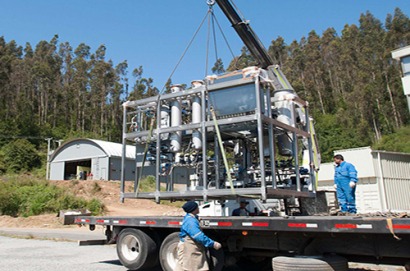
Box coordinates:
[317,147,410,213]
[49,138,144,181]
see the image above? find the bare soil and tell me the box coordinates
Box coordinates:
[0,180,184,228]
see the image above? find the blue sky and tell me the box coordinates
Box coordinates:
[1,0,410,91]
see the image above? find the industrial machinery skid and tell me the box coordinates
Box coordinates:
[119,66,319,203]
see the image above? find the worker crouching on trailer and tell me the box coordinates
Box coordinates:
[176,201,222,271]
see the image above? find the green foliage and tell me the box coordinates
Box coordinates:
[0,182,21,216]
[86,198,105,215]
[315,113,372,162]
[138,175,156,192]
[373,126,410,153]
[1,139,41,173]
[211,58,225,74]
[0,177,105,217]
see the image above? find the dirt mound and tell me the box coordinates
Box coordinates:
[0,180,184,228]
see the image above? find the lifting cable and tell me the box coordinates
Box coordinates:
[159,6,210,94]
[209,2,238,69]
[160,0,237,94]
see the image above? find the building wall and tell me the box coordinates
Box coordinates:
[109,157,152,181]
[355,177,382,212]
[50,161,65,180]
[91,156,109,181]
[372,151,410,212]
[318,176,382,213]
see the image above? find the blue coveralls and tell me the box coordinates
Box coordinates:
[179,213,214,247]
[334,161,358,213]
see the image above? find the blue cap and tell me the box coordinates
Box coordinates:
[182,201,198,213]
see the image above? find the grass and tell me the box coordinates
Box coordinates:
[0,175,105,217]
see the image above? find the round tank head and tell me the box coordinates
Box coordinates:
[191,80,205,89]
[170,84,184,93]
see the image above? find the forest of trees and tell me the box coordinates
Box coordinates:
[0,8,409,173]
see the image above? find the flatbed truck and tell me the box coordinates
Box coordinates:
[75,212,410,270]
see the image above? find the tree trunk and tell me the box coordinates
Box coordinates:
[384,73,401,128]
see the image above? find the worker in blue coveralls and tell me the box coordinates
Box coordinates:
[175,201,222,271]
[333,154,358,214]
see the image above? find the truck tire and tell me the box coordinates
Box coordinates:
[159,232,180,271]
[272,255,348,271]
[116,228,158,270]
[159,232,225,271]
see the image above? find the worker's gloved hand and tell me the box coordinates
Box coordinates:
[333,184,337,189]
[213,241,222,250]
[349,181,356,188]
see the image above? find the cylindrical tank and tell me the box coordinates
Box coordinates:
[160,105,170,140]
[191,80,204,150]
[272,90,296,156]
[170,85,183,152]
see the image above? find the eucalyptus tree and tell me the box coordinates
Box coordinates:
[58,41,75,132]
[89,44,116,137]
[73,43,91,132]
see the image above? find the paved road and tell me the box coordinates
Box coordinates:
[0,235,127,271]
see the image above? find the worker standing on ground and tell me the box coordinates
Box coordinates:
[232,199,251,216]
[176,201,222,271]
[333,154,358,214]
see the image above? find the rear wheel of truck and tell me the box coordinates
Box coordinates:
[116,228,158,270]
[272,255,348,271]
[159,232,180,271]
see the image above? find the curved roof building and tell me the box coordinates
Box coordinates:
[49,138,139,181]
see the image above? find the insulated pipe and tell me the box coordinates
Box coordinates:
[201,87,208,202]
[160,105,170,140]
[272,90,296,156]
[170,85,183,152]
[191,80,203,150]
[192,96,202,150]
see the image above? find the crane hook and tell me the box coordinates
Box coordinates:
[207,0,215,7]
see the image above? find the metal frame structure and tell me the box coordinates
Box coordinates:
[120,67,317,203]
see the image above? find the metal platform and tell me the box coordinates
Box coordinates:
[121,187,316,202]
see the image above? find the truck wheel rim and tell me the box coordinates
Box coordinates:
[121,235,140,261]
[166,243,178,269]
